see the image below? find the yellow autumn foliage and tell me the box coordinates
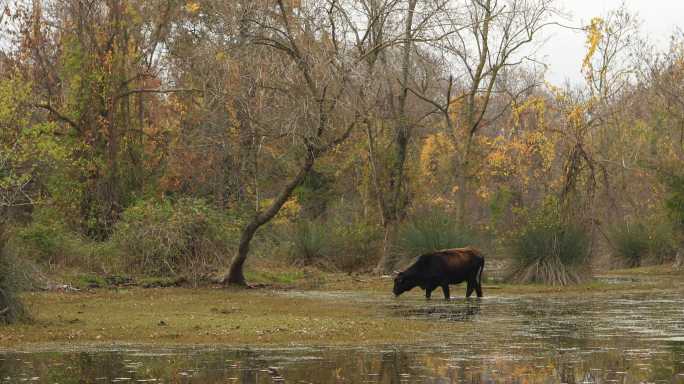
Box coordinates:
[512,96,546,129]
[185,1,200,14]
[583,17,605,78]
[567,104,586,130]
[419,132,455,182]
[484,130,556,189]
[447,96,463,128]
[261,196,302,225]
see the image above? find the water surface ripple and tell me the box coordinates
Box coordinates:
[1,288,683,383]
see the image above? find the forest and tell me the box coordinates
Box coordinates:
[1,0,684,322]
[1,2,684,382]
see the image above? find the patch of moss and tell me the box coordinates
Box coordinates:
[1,287,457,347]
[104,275,135,286]
[245,268,307,285]
[72,274,107,289]
[139,276,187,288]
[0,266,681,349]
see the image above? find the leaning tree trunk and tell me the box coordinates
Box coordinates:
[224,222,259,286]
[222,152,315,286]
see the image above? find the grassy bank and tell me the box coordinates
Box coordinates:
[1,285,458,348]
[0,267,682,350]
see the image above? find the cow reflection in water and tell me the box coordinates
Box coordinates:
[394,300,481,322]
[393,247,485,300]
[421,299,481,321]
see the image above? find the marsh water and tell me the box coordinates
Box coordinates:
[2,284,684,383]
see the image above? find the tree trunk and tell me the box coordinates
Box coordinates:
[366,122,393,274]
[375,221,399,274]
[674,249,683,270]
[373,0,416,275]
[222,151,315,286]
[224,221,259,285]
[0,215,6,250]
[455,0,492,227]
[457,137,473,227]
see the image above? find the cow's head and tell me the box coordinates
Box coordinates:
[393,271,417,297]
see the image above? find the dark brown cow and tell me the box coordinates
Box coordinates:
[393,247,485,300]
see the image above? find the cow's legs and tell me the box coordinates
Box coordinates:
[441,285,450,300]
[425,286,434,300]
[466,280,475,298]
[475,281,483,298]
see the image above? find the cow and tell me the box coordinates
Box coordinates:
[392,247,485,300]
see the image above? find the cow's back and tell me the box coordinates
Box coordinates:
[430,247,483,283]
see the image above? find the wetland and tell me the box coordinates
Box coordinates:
[1,269,683,383]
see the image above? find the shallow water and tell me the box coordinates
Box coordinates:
[2,288,684,383]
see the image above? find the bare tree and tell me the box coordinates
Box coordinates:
[435,0,556,225]
[340,0,450,273]
[221,0,368,285]
[640,31,684,269]
[371,0,419,273]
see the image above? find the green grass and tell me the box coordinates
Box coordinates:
[0,286,464,348]
[73,274,107,289]
[1,265,681,349]
[246,269,307,285]
[604,264,684,276]
[138,276,186,288]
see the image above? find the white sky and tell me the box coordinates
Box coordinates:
[541,0,684,84]
[1,1,681,86]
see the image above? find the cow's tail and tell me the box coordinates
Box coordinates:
[477,256,485,286]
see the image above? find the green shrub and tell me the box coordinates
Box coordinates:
[396,209,476,258]
[663,173,684,230]
[508,200,591,285]
[0,242,32,324]
[646,220,677,264]
[287,217,381,272]
[10,208,99,270]
[290,220,331,266]
[17,221,62,262]
[112,197,238,281]
[329,220,382,271]
[610,219,676,267]
[610,222,649,267]
[659,169,684,267]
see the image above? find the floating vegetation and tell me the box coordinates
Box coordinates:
[1,283,683,383]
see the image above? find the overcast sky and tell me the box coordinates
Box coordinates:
[541,0,684,84]
[1,1,681,86]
